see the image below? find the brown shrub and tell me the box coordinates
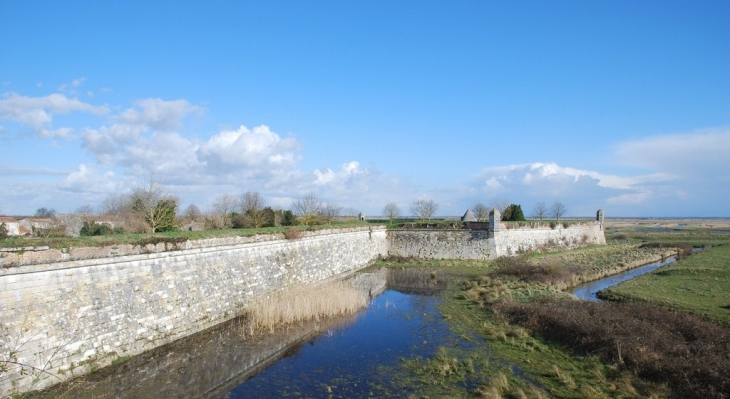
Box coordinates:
[639,242,694,258]
[494,298,730,399]
[283,229,301,240]
[491,256,580,285]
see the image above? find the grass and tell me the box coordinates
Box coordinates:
[378,230,730,398]
[495,298,730,398]
[0,220,375,250]
[241,280,369,335]
[598,242,730,326]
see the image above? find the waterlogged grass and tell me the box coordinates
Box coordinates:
[379,235,726,398]
[599,242,730,326]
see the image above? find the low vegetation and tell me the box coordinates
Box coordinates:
[494,298,730,399]
[599,242,730,326]
[380,225,730,399]
[241,281,368,336]
[0,221,372,251]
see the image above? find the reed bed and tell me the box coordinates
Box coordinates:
[243,281,368,335]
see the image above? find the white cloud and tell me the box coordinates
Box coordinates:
[0,92,108,135]
[197,125,301,178]
[58,164,117,193]
[58,77,86,92]
[116,98,203,131]
[616,128,730,177]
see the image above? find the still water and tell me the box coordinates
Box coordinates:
[223,289,455,398]
[36,270,473,398]
[571,257,677,301]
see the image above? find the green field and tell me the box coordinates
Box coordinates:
[599,243,730,326]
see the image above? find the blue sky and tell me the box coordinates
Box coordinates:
[1,1,729,217]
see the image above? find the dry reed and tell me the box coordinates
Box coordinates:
[243,280,368,335]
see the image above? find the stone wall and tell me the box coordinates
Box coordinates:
[388,222,605,259]
[0,221,606,395]
[0,227,388,395]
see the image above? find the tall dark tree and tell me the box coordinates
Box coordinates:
[35,208,56,218]
[502,204,526,221]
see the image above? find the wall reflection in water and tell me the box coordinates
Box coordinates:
[34,268,452,399]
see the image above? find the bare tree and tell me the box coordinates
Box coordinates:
[239,191,268,228]
[240,191,266,214]
[99,193,128,216]
[291,193,323,225]
[550,201,567,222]
[291,193,322,217]
[183,204,202,221]
[342,207,359,220]
[531,202,548,220]
[473,202,489,222]
[211,193,238,228]
[75,204,95,215]
[321,203,342,224]
[129,177,178,233]
[382,202,401,223]
[491,198,511,214]
[410,199,439,222]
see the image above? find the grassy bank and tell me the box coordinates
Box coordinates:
[379,232,730,398]
[598,243,730,327]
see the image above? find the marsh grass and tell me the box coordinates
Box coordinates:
[242,281,368,335]
[495,298,730,399]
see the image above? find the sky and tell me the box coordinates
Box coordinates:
[1,1,729,218]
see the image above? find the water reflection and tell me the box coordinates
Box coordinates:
[33,268,457,399]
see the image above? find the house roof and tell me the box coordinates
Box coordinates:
[461,209,477,222]
[0,217,18,224]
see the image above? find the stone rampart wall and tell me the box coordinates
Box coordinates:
[0,222,606,395]
[388,222,605,259]
[0,227,388,395]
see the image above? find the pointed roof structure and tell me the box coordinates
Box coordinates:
[461,208,477,222]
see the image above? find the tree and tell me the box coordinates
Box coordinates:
[280,210,297,226]
[0,223,7,240]
[383,202,400,221]
[80,221,113,236]
[129,177,178,233]
[491,199,511,214]
[99,193,128,216]
[35,207,56,218]
[342,207,359,219]
[531,202,548,220]
[502,204,526,222]
[383,202,401,223]
[240,191,268,228]
[183,204,202,221]
[551,201,567,222]
[410,199,438,222]
[291,193,322,225]
[211,193,238,228]
[473,203,489,222]
[75,204,95,215]
[321,203,342,224]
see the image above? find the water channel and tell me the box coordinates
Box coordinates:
[571,256,677,301]
[36,268,480,398]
